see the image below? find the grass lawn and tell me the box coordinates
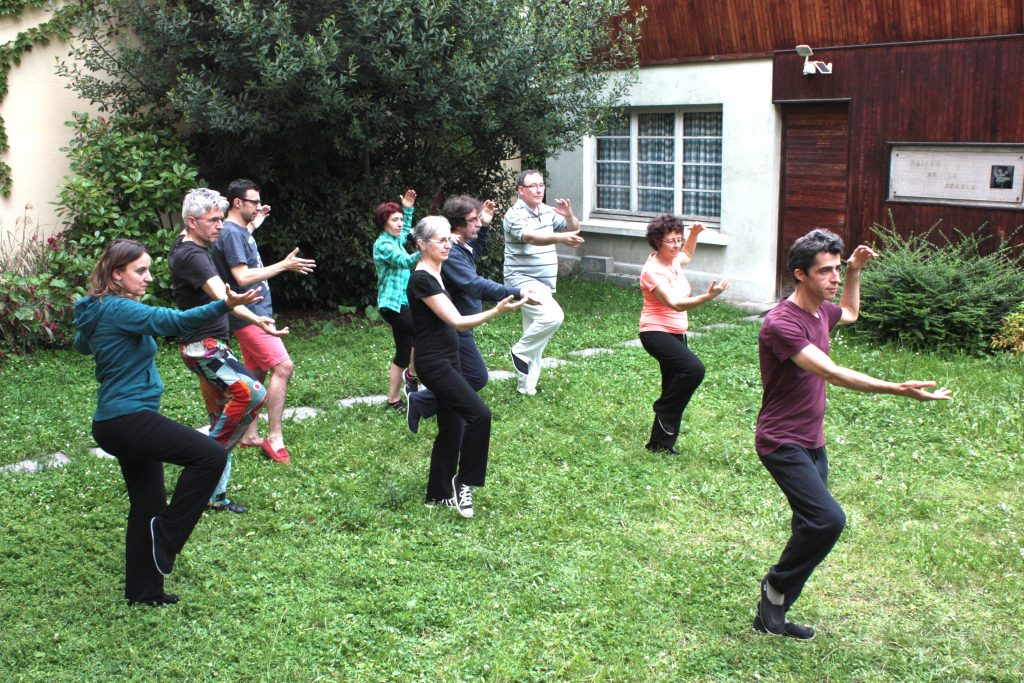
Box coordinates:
[1,277,1021,682]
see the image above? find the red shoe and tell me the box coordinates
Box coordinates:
[261,436,292,465]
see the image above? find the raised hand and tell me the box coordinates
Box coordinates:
[400,189,417,209]
[495,294,526,314]
[847,244,879,271]
[481,199,497,225]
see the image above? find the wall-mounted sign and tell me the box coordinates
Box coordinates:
[889,144,1024,209]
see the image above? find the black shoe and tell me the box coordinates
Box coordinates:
[150,516,175,577]
[451,475,474,519]
[757,575,787,634]
[403,369,420,398]
[425,496,456,509]
[752,613,815,640]
[509,349,530,375]
[208,498,248,514]
[645,443,680,456]
[128,593,180,607]
[386,399,405,412]
[407,394,422,435]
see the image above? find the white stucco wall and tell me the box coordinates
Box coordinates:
[0,7,95,252]
[547,59,781,306]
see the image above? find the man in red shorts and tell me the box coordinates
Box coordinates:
[212,179,315,465]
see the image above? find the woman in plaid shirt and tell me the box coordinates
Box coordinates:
[373,189,420,410]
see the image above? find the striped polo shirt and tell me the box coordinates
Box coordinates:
[501,198,567,291]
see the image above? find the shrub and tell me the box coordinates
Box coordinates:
[992,302,1024,354]
[856,222,1024,355]
[0,232,76,357]
[54,112,202,308]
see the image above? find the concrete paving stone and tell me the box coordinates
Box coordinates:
[570,348,614,357]
[339,394,389,408]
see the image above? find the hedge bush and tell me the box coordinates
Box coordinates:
[857,222,1024,355]
[992,302,1024,354]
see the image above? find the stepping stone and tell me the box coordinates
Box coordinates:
[339,394,389,408]
[620,339,643,347]
[488,369,515,382]
[1,452,70,474]
[540,357,567,369]
[700,322,741,330]
[570,348,614,357]
[740,315,764,324]
[91,447,115,460]
[259,406,319,421]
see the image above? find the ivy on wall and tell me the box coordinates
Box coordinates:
[0,0,82,197]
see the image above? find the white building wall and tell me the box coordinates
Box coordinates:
[547,59,781,307]
[0,7,96,252]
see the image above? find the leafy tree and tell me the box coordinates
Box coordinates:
[60,0,643,307]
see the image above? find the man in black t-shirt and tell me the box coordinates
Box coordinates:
[169,188,283,513]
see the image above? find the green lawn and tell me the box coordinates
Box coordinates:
[1,278,1021,682]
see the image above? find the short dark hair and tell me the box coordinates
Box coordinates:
[516,169,544,187]
[442,195,482,232]
[225,179,260,207]
[645,213,685,250]
[374,201,402,230]
[787,228,845,276]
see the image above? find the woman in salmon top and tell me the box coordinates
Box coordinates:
[639,214,729,455]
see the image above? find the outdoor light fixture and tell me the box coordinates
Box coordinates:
[796,44,832,76]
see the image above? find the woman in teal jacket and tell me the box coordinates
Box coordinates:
[74,238,259,606]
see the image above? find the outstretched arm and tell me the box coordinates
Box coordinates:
[201,277,288,336]
[230,248,316,287]
[422,293,524,332]
[651,277,729,312]
[791,343,952,401]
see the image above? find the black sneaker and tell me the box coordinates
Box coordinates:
[208,497,248,514]
[403,369,419,398]
[752,613,815,640]
[757,575,787,634]
[407,393,422,434]
[425,496,455,509]
[451,475,474,519]
[386,399,405,412]
[128,593,180,607]
[645,443,680,456]
[510,350,529,376]
[150,516,175,577]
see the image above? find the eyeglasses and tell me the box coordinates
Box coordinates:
[663,237,684,245]
[520,183,545,190]
[240,198,263,206]
[428,237,452,246]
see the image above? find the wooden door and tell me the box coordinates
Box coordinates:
[777,103,851,297]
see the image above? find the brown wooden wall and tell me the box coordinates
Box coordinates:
[772,34,1024,255]
[630,0,1024,63]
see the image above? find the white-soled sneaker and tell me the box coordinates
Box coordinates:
[451,475,474,519]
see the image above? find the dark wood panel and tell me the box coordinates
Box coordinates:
[628,0,1024,63]
[773,35,1024,260]
[778,104,851,295]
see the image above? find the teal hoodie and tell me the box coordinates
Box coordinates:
[74,295,229,421]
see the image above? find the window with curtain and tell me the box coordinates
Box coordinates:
[595,109,722,220]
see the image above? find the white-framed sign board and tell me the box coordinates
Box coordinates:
[889,144,1024,209]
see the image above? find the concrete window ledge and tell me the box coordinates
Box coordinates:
[580,216,730,246]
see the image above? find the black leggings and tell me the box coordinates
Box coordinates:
[417,354,491,501]
[380,305,414,368]
[639,331,706,450]
[93,411,227,602]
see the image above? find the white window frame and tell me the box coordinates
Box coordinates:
[590,107,723,231]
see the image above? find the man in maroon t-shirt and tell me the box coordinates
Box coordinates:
[753,228,951,640]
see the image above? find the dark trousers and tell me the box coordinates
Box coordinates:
[411,331,487,420]
[760,444,847,610]
[381,305,414,368]
[93,411,227,602]
[639,331,706,450]
[417,351,491,501]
